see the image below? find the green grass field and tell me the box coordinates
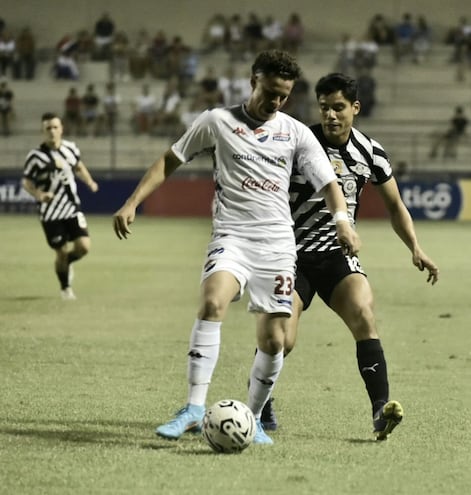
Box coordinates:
[1,215,470,495]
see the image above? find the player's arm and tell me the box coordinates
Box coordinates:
[21,177,54,203]
[376,177,439,284]
[321,180,361,256]
[75,161,99,192]
[113,148,182,239]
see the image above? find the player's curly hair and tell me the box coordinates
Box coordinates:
[251,50,301,81]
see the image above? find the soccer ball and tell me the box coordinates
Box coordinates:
[202,399,256,454]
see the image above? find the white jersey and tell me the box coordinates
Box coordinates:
[172,105,335,245]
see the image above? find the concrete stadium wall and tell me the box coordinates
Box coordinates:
[2,0,468,48]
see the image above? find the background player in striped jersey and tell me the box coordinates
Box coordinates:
[261,72,439,440]
[22,112,99,301]
[113,51,361,445]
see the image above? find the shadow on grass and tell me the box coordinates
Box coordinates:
[1,295,50,301]
[0,417,213,453]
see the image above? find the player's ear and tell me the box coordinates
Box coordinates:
[353,100,361,116]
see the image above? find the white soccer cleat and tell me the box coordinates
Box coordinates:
[61,287,77,301]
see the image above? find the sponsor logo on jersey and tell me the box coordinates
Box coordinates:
[233,127,247,136]
[242,176,281,192]
[276,298,292,307]
[273,132,290,141]
[277,157,287,167]
[254,128,269,142]
[331,159,344,174]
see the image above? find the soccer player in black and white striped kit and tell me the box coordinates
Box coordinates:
[261,73,439,440]
[22,112,99,300]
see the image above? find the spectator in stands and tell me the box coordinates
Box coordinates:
[226,14,245,61]
[149,29,168,79]
[110,30,130,82]
[93,12,115,60]
[13,27,36,80]
[0,79,14,136]
[335,33,357,76]
[356,69,376,117]
[53,41,80,81]
[129,29,151,80]
[202,14,228,53]
[429,106,469,159]
[190,65,224,111]
[132,83,157,135]
[244,12,264,56]
[218,66,251,107]
[393,13,416,63]
[262,15,283,50]
[75,29,94,61]
[0,30,16,77]
[152,76,185,138]
[178,49,199,97]
[101,81,121,136]
[367,14,395,45]
[353,34,379,74]
[445,16,471,63]
[282,74,311,123]
[81,84,100,136]
[413,15,432,64]
[281,12,304,54]
[63,87,83,136]
[165,36,191,82]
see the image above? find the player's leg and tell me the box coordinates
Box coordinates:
[246,254,295,444]
[156,242,244,440]
[329,273,403,439]
[259,290,303,430]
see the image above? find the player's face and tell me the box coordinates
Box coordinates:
[42,117,63,149]
[246,73,294,121]
[318,91,360,146]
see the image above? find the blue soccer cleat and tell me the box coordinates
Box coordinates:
[373,400,403,441]
[253,419,274,445]
[155,404,205,440]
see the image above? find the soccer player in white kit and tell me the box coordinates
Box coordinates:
[113,50,361,445]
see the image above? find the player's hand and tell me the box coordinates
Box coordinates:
[335,222,361,256]
[89,180,99,193]
[412,249,439,285]
[113,204,136,240]
[38,191,54,203]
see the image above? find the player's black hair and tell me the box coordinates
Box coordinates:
[41,112,60,122]
[315,73,359,103]
[251,50,301,81]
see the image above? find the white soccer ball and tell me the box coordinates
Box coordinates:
[202,399,256,454]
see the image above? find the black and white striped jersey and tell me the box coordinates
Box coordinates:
[23,140,82,222]
[290,124,393,254]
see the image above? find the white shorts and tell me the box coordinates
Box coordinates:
[200,235,296,315]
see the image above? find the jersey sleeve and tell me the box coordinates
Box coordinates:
[370,137,392,184]
[171,109,217,163]
[294,123,336,191]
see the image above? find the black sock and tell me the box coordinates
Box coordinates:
[56,269,69,290]
[356,339,389,416]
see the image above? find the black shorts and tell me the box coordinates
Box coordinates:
[295,249,366,310]
[41,213,89,249]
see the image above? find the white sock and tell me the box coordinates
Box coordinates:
[248,348,284,419]
[187,319,221,406]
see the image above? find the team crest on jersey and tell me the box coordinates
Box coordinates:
[254,128,269,142]
[273,132,290,141]
[331,159,344,174]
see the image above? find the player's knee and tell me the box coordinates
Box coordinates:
[198,297,227,321]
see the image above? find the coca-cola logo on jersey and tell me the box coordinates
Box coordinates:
[241,176,280,192]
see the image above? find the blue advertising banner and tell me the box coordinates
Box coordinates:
[398,181,462,220]
[0,176,139,214]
